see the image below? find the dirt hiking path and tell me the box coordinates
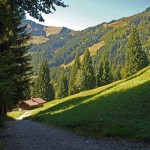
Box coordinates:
[1,120,150,150]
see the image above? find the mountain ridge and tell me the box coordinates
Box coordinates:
[23,19,73,45]
[26,7,150,79]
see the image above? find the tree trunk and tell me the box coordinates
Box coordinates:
[0,103,7,115]
[4,102,7,114]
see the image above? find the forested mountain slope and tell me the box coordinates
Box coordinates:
[93,8,150,79]
[26,8,150,78]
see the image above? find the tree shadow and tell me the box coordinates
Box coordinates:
[29,66,149,120]
[29,78,128,119]
[30,80,150,140]
[0,115,15,128]
[88,66,149,97]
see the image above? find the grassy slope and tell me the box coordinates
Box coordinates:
[29,36,49,44]
[62,41,105,68]
[44,26,62,37]
[7,110,26,120]
[8,66,150,140]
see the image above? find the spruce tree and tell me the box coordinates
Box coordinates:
[124,26,149,77]
[97,54,113,86]
[37,60,54,101]
[81,49,96,91]
[0,0,66,114]
[31,78,40,98]
[0,2,32,114]
[12,0,67,22]
[68,53,81,95]
[74,70,84,92]
[56,73,68,99]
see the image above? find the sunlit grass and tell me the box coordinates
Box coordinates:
[29,66,150,140]
[61,41,105,68]
[7,110,26,120]
[88,41,105,56]
[8,66,150,140]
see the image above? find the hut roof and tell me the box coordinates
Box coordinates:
[23,100,38,106]
[32,98,46,104]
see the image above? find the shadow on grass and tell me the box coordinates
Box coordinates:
[28,80,128,119]
[86,66,150,97]
[32,80,150,140]
[30,66,149,120]
[0,115,15,128]
[0,115,14,150]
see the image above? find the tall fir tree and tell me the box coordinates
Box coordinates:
[81,49,96,91]
[31,77,40,98]
[97,54,113,86]
[0,1,32,114]
[74,70,84,92]
[37,60,54,101]
[55,73,68,99]
[123,26,149,77]
[0,0,66,114]
[68,53,81,95]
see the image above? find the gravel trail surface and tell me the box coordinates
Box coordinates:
[0,120,150,150]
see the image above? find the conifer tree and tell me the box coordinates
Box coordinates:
[74,70,84,92]
[37,60,54,101]
[68,53,81,95]
[0,2,32,113]
[0,0,66,114]
[97,54,113,86]
[81,49,96,90]
[31,78,40,98]
[56,73,68,99]
[124,26,149,77]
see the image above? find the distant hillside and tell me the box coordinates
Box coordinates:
[26,8,150,79]
[23,19,73,44]
[62,40,105,68]
[94,8,150,79]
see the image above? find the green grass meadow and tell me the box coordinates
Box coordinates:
[7,110,26,120]
[8,66,150,140]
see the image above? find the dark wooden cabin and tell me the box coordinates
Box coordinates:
[19,98,46,110]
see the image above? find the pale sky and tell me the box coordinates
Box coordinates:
[26,0,150,31]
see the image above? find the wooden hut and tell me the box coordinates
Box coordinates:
[19,98,46,110]
[32,98,46,107]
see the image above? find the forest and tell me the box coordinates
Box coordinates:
[1,1,150,150]
[0,0,149,114]
[29,7,150,101]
